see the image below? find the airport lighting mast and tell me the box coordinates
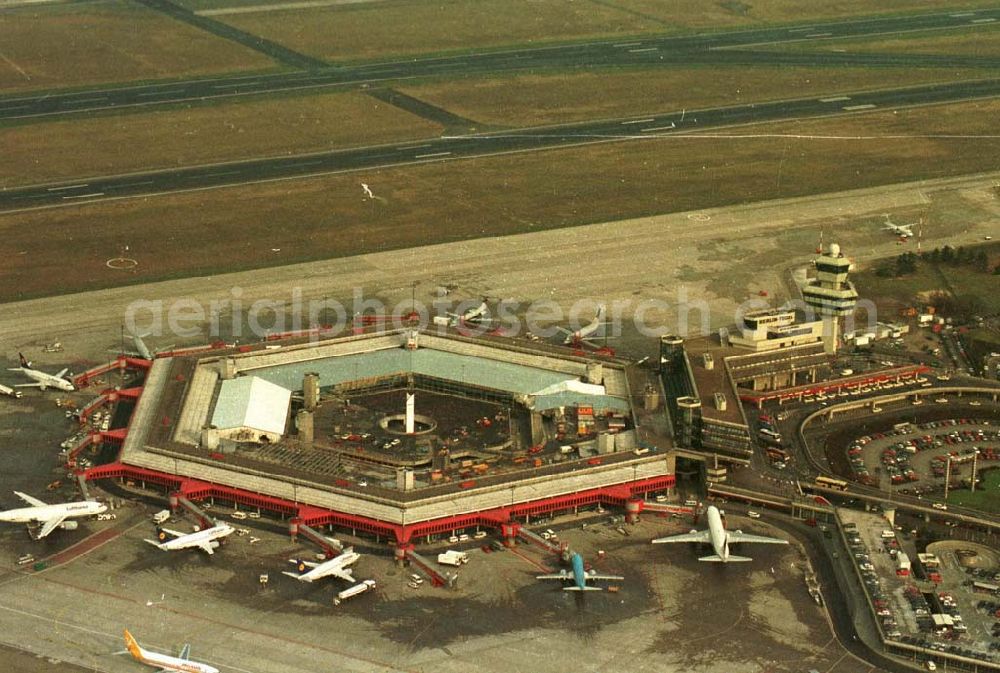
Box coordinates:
[802,243,859,355]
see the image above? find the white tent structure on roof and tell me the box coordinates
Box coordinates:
[210,376,291,443]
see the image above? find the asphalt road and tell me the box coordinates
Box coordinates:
[1,7,998,121]
[4,77,999,212]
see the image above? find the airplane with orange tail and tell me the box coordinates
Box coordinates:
[123,629,219,673]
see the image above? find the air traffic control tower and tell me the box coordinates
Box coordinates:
[802,242,858,354]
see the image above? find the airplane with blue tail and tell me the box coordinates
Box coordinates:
[537,552,623,591]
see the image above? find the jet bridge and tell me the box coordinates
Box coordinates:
[406,549,454,588]
[169,494,214,530]
[289,520,345,559]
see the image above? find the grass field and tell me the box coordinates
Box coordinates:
[772,27,1000,59]
[400,65,992,128]
[853,243,1000,317]
[219,0,660,62]
[0,92,441,188]
[947,468,1000,513]
[1,98,998,301]
[605,0,1000,28]
[214,0,1000,62]
[0,0,276,93]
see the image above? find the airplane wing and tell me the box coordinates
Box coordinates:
[196,541,215,555]
[179,643,191,661]
[536,573,569,581]
[14,491,47,507]
[727,531,789,545]
[330,567,355,582]
[651,530,712,544]
[36,514,67,539]
[54,368,69,379]
[587,572,625,581]
[553,326,573,336]
[160,527,187,539]
[13,382,44,388]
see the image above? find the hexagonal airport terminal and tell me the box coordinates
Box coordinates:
[100,328,674,543]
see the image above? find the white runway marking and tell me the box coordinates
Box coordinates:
[819,96,851,102]
[843,104,876,111]
[47,184,88,191]
[414,151,451,158]
[621,118,654,125]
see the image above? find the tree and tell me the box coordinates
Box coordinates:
[940,245,956,264]
[895,252,918,275]
[975,250,989,272]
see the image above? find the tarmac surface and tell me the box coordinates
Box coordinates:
[4,78,1000,212]
[0,488,872,673]
[1,7,998,123]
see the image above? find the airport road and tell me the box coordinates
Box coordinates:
[0,8,998,121]
[3,77,999,212]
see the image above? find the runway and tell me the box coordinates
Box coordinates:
[1,7,998,121]
[3,77,999,212]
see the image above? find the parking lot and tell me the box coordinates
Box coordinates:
[846,418,1000,493]
[838,508,1000,667]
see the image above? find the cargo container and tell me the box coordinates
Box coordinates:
[896,552,911,576]
[438,550,469,566]
[0,383,22,399]
[334,579,376,604]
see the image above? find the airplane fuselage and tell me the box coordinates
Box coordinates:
[705,506,731,561]
[0,501,105,524]
[564,306,606,344]
[17,368,75,391]
[294,551,360,582]
[125,630,219,673]
[570,552,588,590]
[156,524,233,551]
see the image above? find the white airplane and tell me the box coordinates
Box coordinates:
[447,297,491,325]
[361,183,375,200]
[537,552,623,591]
[881,214,914,238]
[8,353,74,392]
[555,304,609,345]
[145,522,235,555]
[123,629,219,673]
[282,548,360,583]
[652,505,788,563]
[117,332,173,360]
[0,491,107,539]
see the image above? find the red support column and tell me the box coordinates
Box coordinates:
[501,521,520,547]
[394,541,414,566]
[624,497,643,524]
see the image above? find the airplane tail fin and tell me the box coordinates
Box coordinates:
[18,352,29,368]
[699,554,752,562]
[122,629,145,661]
[563,586,603,592]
